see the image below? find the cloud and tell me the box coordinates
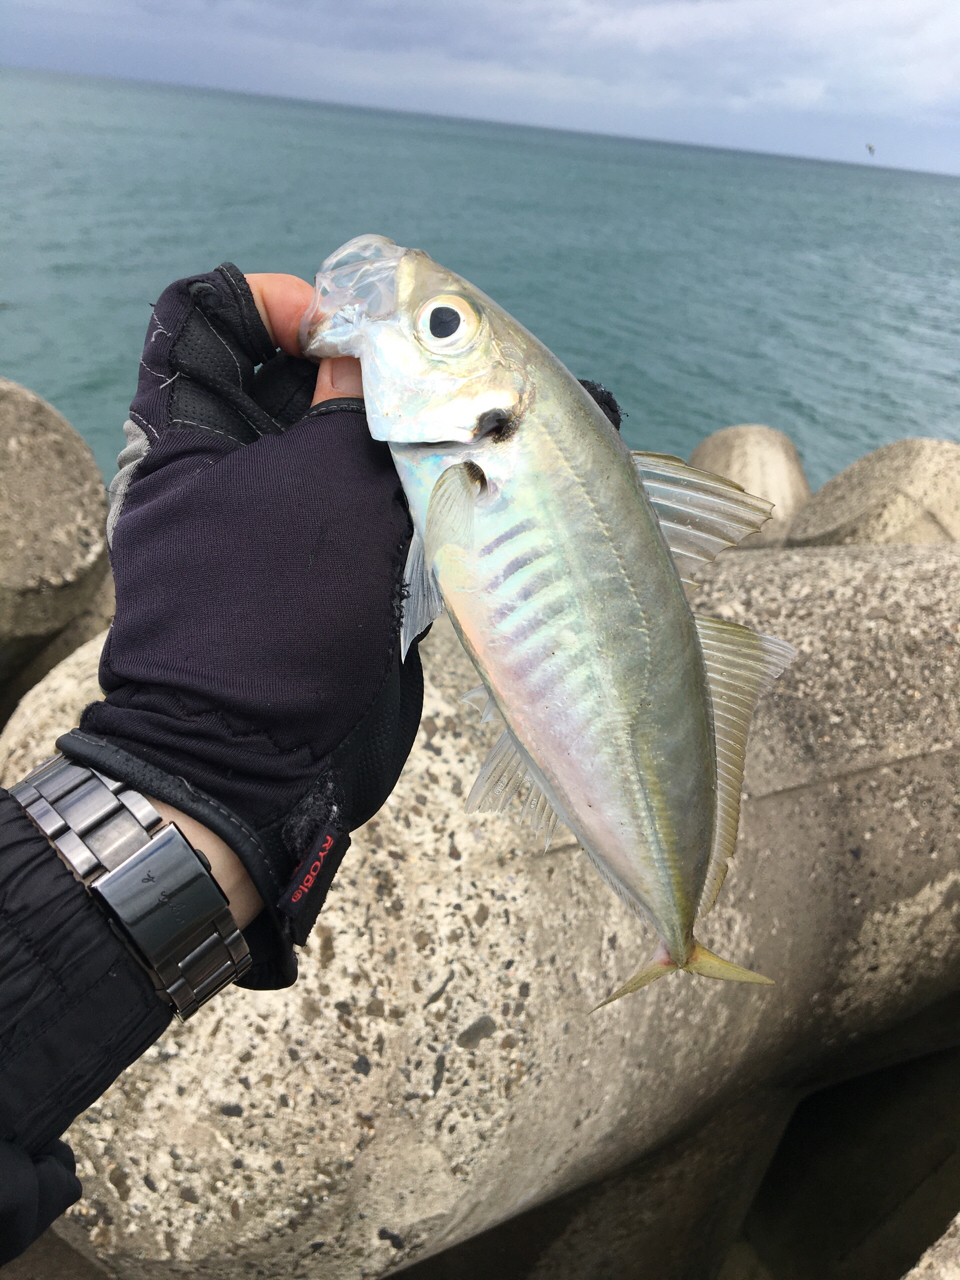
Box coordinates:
[5,0,960,169]
[122,0,960,115]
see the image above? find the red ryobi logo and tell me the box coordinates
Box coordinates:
[290,834,335,904]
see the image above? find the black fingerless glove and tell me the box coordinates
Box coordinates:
[60,265,424,989]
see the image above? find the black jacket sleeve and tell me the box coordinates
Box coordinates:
[0,1140,80,1265]
[0,792,172,1264]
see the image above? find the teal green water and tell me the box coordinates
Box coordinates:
[2,67,959,487]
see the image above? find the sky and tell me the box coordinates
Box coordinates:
[5,0,960,174]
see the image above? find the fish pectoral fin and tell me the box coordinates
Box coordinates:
[401,530,444,660]
[465,726,566,851]
[632,451,775,588]
[683,942,773,985]
[593,957,678,1010]
[695,615,796,920]
[424,462,482,566]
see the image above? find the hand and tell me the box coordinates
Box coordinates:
[145,273,364,936]
[59,263,425,989]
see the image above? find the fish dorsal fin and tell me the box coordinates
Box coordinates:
[632,451,774,587]
[694,616,796,918]
[464,725,566,850]
[400,531,444,660]
[461,684,503,723]
[425,462,481,567]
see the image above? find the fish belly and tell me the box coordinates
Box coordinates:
[430,423,715,957]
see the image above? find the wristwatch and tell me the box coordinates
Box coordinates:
[10,754,251,1019]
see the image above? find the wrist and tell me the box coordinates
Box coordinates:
[10,756,253,1019]
[56,728,300,991]
[145,798,262,929]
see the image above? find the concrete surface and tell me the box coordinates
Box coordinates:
[786,438,960,548]
[0,630,107,788]
[0,574,113,728]
[3,544,960,1278]
[0,1228,113,1279]
[742,1047,960,1279]
[0,379,108,707]
[903,1213,960,1279]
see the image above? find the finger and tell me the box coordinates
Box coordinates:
[312,356,364,405]
[245,273,314,356]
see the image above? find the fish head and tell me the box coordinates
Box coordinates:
[300,234,526,446]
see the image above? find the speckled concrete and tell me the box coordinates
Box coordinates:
[5,545,960,1279]
[0,630,107,787]
[0,572,114,730]
[787,439,960,547]
[904,1215,960,1279]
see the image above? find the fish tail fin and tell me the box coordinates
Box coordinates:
[594,941,773,1010]
[682,941,774,986]
[592,957,678,1010]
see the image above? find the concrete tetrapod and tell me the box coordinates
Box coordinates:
[3,546,960,1279]
[786,438,960,548]
[0,629,108,787]
[0,380,109,723]
[0,574,114,727]
[689,425,812,547]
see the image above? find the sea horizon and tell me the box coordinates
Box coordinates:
[5,63,957,182]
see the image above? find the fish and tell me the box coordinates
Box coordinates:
[300,233,796,1005]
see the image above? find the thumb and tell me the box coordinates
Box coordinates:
[311,356,364,404]
[244,272,364,406]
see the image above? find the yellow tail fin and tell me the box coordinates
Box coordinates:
[594,941,772,1009]
[683,942,773,985]
[593,958,677,1009]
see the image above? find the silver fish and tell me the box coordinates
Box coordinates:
[301,234,795,1004]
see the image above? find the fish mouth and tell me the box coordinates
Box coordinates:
[299,233,407,357]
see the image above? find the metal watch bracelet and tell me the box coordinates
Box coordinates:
[10,754,251,1020]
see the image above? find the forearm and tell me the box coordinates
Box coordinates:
[0,771,262,1264]
[0,792,173,1155]
[0,773,259,1136]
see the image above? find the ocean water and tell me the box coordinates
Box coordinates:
[2,66,959,489]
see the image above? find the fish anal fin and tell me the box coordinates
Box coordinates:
[465,725,567,850]
[683,941,773,985]
[461,684,487,712]
[461,684,503,723]
[632,450,775,587]
[425,462,481,566]
[464,727,523,815]
[695,615,796,920]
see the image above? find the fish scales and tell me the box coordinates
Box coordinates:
[300,233,795,1002]
[418,411,716,961]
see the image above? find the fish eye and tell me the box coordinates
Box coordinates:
[430,306,460,338]
[415,295,481,352]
